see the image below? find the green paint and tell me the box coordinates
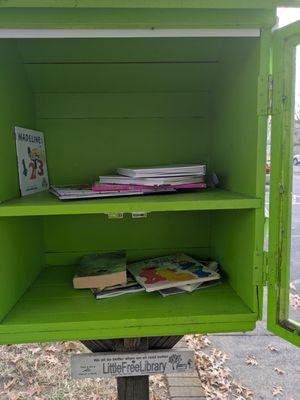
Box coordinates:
[0,4,297,346]
[268,21,300,347]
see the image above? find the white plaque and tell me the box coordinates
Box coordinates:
[71,349,194,379]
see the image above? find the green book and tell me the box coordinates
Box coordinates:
[73,251,127,289]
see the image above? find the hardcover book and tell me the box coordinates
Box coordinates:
[15,126,49,196]
[127,253,218,292]
[73,251,127,289]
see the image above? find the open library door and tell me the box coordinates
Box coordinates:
[268,21,300,347]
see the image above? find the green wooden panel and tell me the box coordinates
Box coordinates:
[35,118,209,184]
[210,210,257,311]
[45,247,210,266]
[18,38,221,63]
[25,63,217,93]
[36,92,209,119]
[0,0,282,9]
[0,41,35,202]
[0,9,275,29]
[43,212,209,255]
[0,321,256,345]
[0,217,45,321]
[0,264,257,344]
[210,38,260,197]
[0,190,262,217]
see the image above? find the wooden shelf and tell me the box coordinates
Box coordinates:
[0,189,261,217]
[0,265,257,343]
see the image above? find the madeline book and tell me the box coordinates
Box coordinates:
[127,253,219,292]
[73,251,127,289]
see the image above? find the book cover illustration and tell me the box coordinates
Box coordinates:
[73,251,127,289]
[127,253,215,292]
[15,126,49,196]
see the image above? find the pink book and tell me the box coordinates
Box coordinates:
[92,182,207,192]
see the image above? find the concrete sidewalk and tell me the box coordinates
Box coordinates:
[166,320,300,399]
[208,321,300,400]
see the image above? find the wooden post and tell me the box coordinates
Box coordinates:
[82,335,183,400]
[116,338,149,400]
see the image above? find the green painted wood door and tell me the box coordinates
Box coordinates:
[268,21,300,347]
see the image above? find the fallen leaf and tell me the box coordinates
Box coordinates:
[267,345,279,353]
[274,367,285,375]
[29,347,42,354]
[272,385,284,397]
[246,355,258,366]
[4,378,16,391]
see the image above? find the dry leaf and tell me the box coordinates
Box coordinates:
[272,385,284,397]
[246,355,258,366]
[267,345,279,353]
[274,367,285,375]
[4,378,16,390]
[29,347,42,354]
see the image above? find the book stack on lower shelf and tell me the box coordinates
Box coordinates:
[73,251,221,299]
[50,164,208,201]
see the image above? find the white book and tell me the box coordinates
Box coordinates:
[117,164,206,178]
[15,126,49,196]
[99,175,205,186]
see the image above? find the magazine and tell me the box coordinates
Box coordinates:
[127,253,218,292]
[15,126,49,196]
[50,185,159,200]
[91,274,145,299]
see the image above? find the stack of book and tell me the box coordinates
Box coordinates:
[73,251,221,299]
[92,164,207,195]
[50,164,207,201]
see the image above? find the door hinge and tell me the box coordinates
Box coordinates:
[257,74,273,116]
[267,74,273,115]
[253,251,268,286]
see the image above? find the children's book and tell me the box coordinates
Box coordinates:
[15,126,49,196]
[98,175,205,186]
[127,253,218,292]
[159,280,222,297]
[73,251,127,289]
[91,273,145,299]
[117,164,206,178]
[178,260,220,292]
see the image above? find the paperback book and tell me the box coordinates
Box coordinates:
[127,253,218,292]
[73,251,127,289]
[91,274,145,299]
[117,164,206,178]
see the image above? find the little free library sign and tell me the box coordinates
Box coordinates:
[71,349,195,379]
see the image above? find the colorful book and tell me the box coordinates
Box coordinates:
[176,261,221,292]
[159,280,222,297]
[15,126,49,196]
[73,251,127,289]
[127,253,217,292]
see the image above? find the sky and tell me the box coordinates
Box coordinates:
[277,7,300,26]
[277,8,300,111]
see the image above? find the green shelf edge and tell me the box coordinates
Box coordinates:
[0,189,262,217]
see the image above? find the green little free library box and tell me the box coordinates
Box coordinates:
[0,0,299,349]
